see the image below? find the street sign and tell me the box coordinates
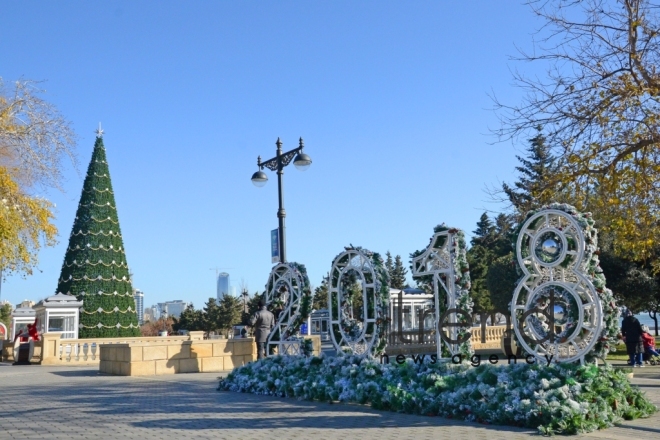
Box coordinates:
[271,228,280,263]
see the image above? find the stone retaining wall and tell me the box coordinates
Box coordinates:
[100,335,322,376]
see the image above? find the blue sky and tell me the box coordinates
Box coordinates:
[1,1,545,309]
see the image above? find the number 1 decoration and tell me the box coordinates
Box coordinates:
[411,225,473,360]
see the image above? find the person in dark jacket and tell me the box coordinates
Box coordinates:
[621,309,645,367]
[250,301,275,360]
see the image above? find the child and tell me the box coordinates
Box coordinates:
[641,325,660,358]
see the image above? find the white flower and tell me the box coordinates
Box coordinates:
[567,399,580,411]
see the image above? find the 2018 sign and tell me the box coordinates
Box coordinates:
[263,203,618,364]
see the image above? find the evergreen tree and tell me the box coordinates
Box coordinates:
[467,243,494,317]
[467,213,495,318]
[471,213,495,247]
[468,213,515,319]
[217,295,243,337]
[391,255,408,289]
[502,127,557,220]
[202,297,221,335]
[486,254,520,312]
[174,303,204,333]
[55,133,139,337]
[385,251,394,280]
[492,213,514,257]
[312,275,329,310]
[243,291,264,324]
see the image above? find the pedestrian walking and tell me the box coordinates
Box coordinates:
[250,301,275,360]
[621,309,645,367]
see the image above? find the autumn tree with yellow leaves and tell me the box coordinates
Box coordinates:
[0,79,77,277]
[494,0,660,267]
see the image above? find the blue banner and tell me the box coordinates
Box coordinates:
[271,228,279,263]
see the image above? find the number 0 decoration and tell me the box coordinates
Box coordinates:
[511,203,619,364]
[328,247,390,357]
[264,262,312,356]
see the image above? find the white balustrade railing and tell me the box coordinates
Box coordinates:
[38,332,202,365]
[387,325,509,351]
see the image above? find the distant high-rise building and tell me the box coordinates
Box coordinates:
[157,300,188,319]
[133,289,144,325]
[143,307,156,323]
[217,272,230,300]
[145,304,160,321]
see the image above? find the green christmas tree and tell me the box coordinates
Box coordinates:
[55,130,140,338]
[502,126,557,220]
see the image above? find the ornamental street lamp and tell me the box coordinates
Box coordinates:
[251,137,312,264]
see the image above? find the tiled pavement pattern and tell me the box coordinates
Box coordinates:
[1,363,660,440]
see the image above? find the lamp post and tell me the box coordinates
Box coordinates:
[251,138,312,264]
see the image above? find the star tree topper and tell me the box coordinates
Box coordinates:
[95,123,104,138]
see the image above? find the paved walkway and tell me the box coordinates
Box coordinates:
[1,362,660,439]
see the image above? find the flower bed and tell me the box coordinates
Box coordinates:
[219,355,657,436]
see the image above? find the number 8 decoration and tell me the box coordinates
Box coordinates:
[511,203,620,364]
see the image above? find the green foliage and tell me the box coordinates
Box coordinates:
[486,253,520,312]
[385,252,408,289]
[202,298,221,335]
[174,303,204,333]
[391,255,408,289]
[385,251,394,279]
[311,275,329,311]
[0,302,11,329]
[55,136,139,338]
[502,128,557,221]
[467,213,514,316]
[301,338,314,357]
[242,291,263,325]
[217,294,243,336]
[471,213,494,244]
[599,244,660,335]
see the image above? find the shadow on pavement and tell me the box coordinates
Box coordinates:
[129,415,534,432]
[49,369,104,377]
[24,379,533,434]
